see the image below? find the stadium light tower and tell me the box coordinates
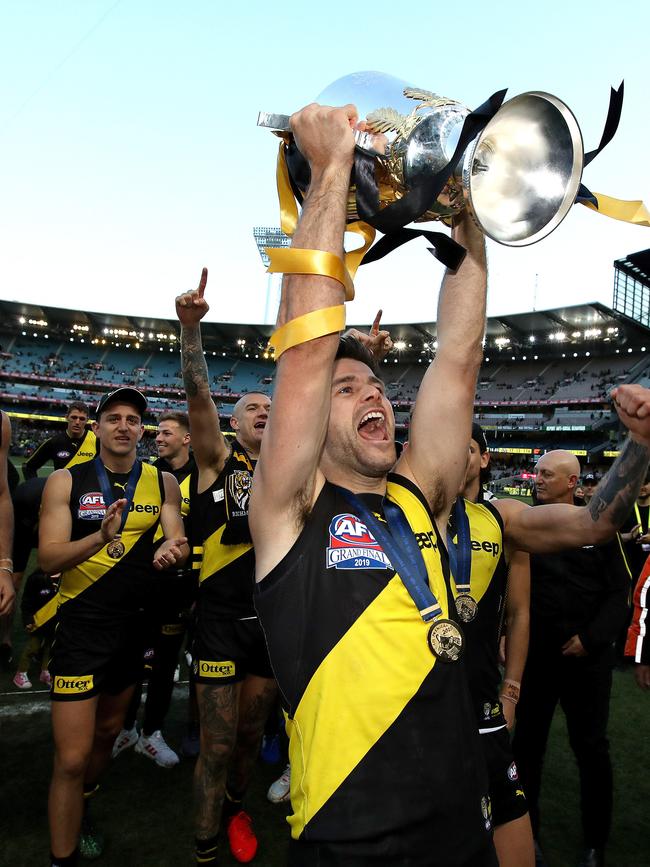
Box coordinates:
[613,249,650,328]
[253,227,291,323]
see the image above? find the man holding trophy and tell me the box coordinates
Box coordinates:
[247,87,650,865]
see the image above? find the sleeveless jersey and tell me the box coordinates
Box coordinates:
[59,460,164,616]
[448,499,508,730]
[255,475,491,862]
[64,430,98,469]
[195,442,255,619]
[23,429,97,478]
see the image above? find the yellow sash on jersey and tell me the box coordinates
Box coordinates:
[64,430,97,469]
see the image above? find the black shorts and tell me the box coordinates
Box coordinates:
[50,607,142,702]
[482,726,528,827]
[288,837,498,867]
[192,615,273,685]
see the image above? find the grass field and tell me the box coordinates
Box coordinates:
[2,461,649,866]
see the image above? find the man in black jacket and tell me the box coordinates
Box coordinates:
[512,450,629,867]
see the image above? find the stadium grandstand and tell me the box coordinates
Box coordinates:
[2,248,649,493]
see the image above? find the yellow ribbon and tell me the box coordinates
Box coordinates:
[277,142,299,237]
[269,305,346,359]
[580,192,650,227]
[274,143,377,288]
[266,247,355,301]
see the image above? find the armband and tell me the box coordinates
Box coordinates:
[265,247,355,301]
[269,306,346,360]
[499,678,521,705]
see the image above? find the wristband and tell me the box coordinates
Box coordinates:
[269,305,346,359]
[266,247,355,301]
[0,566,13,575]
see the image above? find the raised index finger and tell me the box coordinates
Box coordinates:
[197,267,208,299]
[371,310,383,336]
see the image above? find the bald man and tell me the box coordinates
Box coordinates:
[511,450,630,867]
[177,278,277,866]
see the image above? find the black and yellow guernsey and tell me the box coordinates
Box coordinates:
[195,441,256,619]
[449,499,509,732]
[255,474,492,865]
[23,429,97,479]
[59,459,164,615]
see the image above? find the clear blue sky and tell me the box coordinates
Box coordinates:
[0,0,648,325]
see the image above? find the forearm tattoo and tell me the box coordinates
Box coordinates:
[588,437,650,526]
[181,324,210,399]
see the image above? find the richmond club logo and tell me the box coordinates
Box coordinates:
[326,514,393,570]
[78,492,106,520]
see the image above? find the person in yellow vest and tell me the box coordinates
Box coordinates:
[23,401,97,480]
[39,387,188,867]
[176,281,277,866]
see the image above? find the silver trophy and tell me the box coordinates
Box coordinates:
[258,71,584,247]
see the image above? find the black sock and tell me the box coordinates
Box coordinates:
[221,788,244,823]
[50,849,79,866]
[195,833,219,865]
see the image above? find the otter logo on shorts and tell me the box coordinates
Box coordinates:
[198,660,236,678]
[53,674,94,695]
[327,514,392,570]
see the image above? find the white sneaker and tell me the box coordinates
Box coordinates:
[267,763,291,803]
[112,725,139,758]
[135,730,180,768]
[13,671,32,689]
[173,664,180,683]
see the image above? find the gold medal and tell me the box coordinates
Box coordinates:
[455,593,478,623]
[107,538,125,559]
[427,618,464,662]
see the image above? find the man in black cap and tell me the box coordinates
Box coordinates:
[581,473,598,505]
[39,387,189,867]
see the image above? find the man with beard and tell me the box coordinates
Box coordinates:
[176,283,277,865]
[246,102,650,866]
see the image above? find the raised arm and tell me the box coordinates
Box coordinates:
[0,412,15,614]
[176,268,230,487]
[250,104,356,577]
[39,469,127,574]
[394,213,487,524]
[499,385,650,552]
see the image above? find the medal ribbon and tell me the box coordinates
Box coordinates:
[336,487,442,623]
[447,498,472,594]
[94,457,142,538]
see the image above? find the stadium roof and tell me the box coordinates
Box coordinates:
[1,298,648,363]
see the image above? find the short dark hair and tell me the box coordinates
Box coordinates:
[66,402,89,417]
[335,336,381,377]
[159,411,190,432]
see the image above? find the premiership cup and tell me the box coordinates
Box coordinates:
[258,71,585,247]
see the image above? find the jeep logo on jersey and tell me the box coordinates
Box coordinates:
[470,539,500,557]
[128,502,160,515]
[326,514,393,570]
[53,674,94,694]
[78,492,106,520]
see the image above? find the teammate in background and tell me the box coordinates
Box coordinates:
[512,450,630,867]
[112,411,199,767]
[619,470,650,580]
[39,387,188,867]
[458,424,533,867]
[0,411,16,663]
[625,556,650,690]
[176,280,277,866]
[23,402,97,480]
[12,567,59,689]
[248,103,650,866]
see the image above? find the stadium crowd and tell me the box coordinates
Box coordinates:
[1,105,650,867]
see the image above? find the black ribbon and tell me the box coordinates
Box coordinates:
[574,81,625,210]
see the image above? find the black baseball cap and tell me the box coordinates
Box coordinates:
[96,387,147,419]
[583,473,596,484]
[471,422,488,454]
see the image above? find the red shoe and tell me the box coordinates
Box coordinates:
[227,810,258,863]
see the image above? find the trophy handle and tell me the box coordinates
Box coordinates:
[257,112,387,156]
